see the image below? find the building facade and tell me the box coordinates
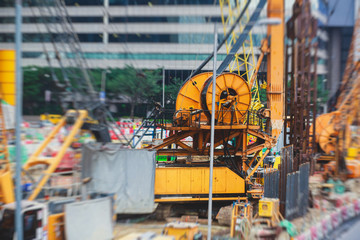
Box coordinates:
[0,0,232,72]
[1,0,352,115]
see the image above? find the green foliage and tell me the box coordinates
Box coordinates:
[23,66,61,115]
[114,65,161,100]
[104,65,162,117]
[165,77,183,106]
[259,87,267,105]
[22,65,164,118]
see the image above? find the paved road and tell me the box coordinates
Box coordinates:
[327,215,360,240]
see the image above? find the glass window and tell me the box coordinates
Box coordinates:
[109,33,172,43]
[0,34,14,42]
[0,17,14,24]
[110,0,217,5]
[0,17,103,24]
[109,33,221,44]
[65,0,104,6]
[22,51,227,61]
[71,17,103,23]
[109,16,221,24]
[0,0,14,7]
[109,16,179,23]
[23,52,43,58]
[17,33,102,43]
[77,34,103,42]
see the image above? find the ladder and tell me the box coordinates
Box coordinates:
[128,104,164,149]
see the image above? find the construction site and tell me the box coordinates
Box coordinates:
[0,0,359,239]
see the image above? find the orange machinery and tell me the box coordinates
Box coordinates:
[315,11,360,178]
[150,0,285,202]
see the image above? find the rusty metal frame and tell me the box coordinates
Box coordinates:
[284,0,318,171]
[152,127,273,158]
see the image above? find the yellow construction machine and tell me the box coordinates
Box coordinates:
[150,0,284,205]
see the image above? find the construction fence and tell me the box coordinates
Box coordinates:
[264,145,311,220]
[264,169,279,198]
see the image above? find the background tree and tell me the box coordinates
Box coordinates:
[23,66,62,115]
[107,65,162,118]
[22,66,186,118]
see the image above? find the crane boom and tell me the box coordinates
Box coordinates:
[267,0,284,139]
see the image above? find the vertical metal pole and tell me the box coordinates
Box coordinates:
[207,23,217,240]
[101,71,106,93]
[161,67,165,139]
[15,1,23,240]
[103,0,109,44]
[162,67,165,108]
[100,70,106,103]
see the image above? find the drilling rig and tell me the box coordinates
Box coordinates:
[149,0,285,204]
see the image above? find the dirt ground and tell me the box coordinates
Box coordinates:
[113,220,230,239]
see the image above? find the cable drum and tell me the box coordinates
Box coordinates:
[201,73,251,125]
[175,72,213,123]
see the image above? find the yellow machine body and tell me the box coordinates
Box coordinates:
[0,50,16,106]
[163,222,200,240]
[40,114,63,124]
[347,147,359,159]
[48,213,65,240]
[0,170,14,204]
[258,198,279,218]
[0,49,15,204]
[155,166,245,202]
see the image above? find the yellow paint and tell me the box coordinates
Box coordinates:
[273,155,281,169]
[155,166,245,196]
[258,198,279,217]
[48,213,65,240]
[155,197,246,203]
[348,148,359,158]
[0,50,16,106]
[40,114,63,124]
[0,170,14,204]
[267,0,285,138]
[163,223,199,240]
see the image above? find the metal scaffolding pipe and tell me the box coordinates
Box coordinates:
[15,0,24,239]
[207,23,218,240]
